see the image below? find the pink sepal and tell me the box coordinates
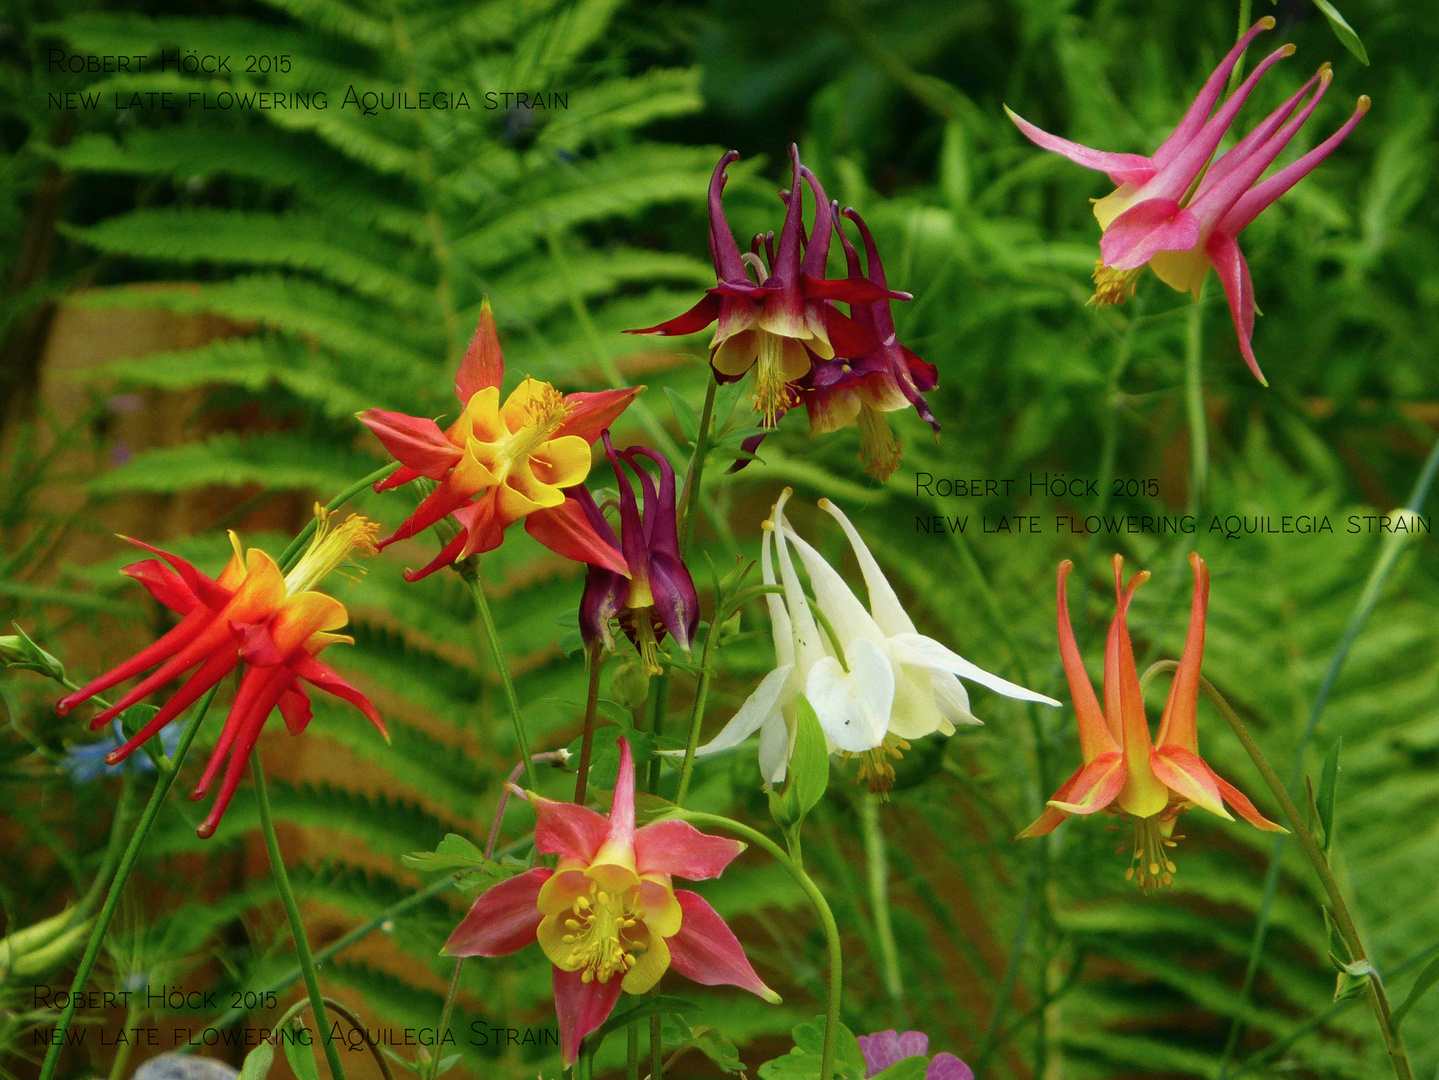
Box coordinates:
[443,867,552,957]
[357,409,461,481]
[553,965,624,1066]
[530,794,612,863]
[633,820,745,881]
[667,890,776,1000]
[1098,199,1199,270]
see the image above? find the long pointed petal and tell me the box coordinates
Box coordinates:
[379,477,476,548]
[1044,751,1125,815]
[633,821,745,881]
[195,669,288,838]
[530,795,611,862]
[455,299,504,403]
[358,409,462,479]
[525,498,630,577]
[1017,762,1086,838]
[443,867,552,956]
[817,498,915,636]
[609,737,636,847]
[667,890,780,1001]
[121,559,199,615]
[669,664,794,759]
[556,387,643,444]
[1004,106,1156,186]
[1151,745,1231,819]
[889,633,1060,706]
[625,293,722,337]
[292,653,387,738]
[1056,560,1118,759]
[553,966,624,1067]
[104,648,238,764]
[706,151,747,282]
[769,145,806,286]
[57,609,210,717]
[798,166,834,279]
[1156,553,1208,750]
[1206,232,1265,383]
[1193,67,1330,205]
[1212,769,1286,831]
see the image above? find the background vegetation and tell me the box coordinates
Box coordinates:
[4,0,1439,1077]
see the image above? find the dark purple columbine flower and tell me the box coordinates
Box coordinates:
[626,146,900,427]
[574,432,699,675]
[806,206,941,482]
[857,1030,974,1080]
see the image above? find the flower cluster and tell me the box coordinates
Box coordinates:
[629,147,939,480]
[1008,17,1367,382]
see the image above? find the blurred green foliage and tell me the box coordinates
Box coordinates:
[4,0,1439,1077]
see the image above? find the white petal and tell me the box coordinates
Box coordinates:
[761,527,794,669]
[887,662,946,740]
[668,664,795,758]
[804,638,895,752]
[779,522,885,648]
[757,709,796,787]
[818,499,917,637]
[773,495,828,673]
[931,670,980,730]
[890,633,1061,706]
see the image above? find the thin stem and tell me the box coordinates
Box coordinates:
[645,674,668,796]
[276,463,398,568]
[1149,662,1412,1080]
[1227,0,1257,96]
[487,751,567,858]
[859,794,903,1006]
[650,1013,663,1080]
[1219,435,1439,1072]
[1184,296,1207,515]
[463,569,538,793]
[253,758,348,1080]
[626,1020,639,1080]
[674,622,717,808]
[428,960,464,1080]
[677,377,718,557]
[676,812,842,1080]
[274,994,397,1080]
[575,643,604,805]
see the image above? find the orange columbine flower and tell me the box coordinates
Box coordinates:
[358,301,640,581]
[1020,553,1283,889]
[444,739,778,1065]
[56,508,386,838]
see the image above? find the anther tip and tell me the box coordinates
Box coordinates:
[1280,43,1297,57]
[1258,15,1276,29]
[1357,94,1372,112]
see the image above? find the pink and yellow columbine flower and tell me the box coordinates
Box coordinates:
[359,302,640,581]
[807,206,940,481]
[627,147,899,425]
[56,509,386,838]
[1007,18,1368,383]
[1020,554,1283,889]
[574,433,699,675]
[444,739,777,1065]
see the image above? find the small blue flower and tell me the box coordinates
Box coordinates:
[60,718,180,784]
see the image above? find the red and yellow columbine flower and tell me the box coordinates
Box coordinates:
[1007,18,1367,383]
[444,739,778,1065]
[626,146,898,425]
[56,509,386,838]
[1019,554,1283,889]
[807,207,940,481]
[359,302,639,581]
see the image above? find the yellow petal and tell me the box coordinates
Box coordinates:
[1093,183,1139,230]
[620,926,671,995]
[637,878,682,938]
[1149,248,1212,298]
[532,435,593,489]
[462,386,505,443]
[712,330,758,376]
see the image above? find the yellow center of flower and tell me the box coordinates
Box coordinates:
[753,330,801,428]
[559,881,648,984]
[1119,814,1182,891]
[1088,261,1143,307]
[489,380,571,482]
[844,731,911,796]
[628,612,664,677]
[857,404,902,482]
[283,506,381,595]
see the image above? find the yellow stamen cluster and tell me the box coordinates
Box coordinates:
[1117,814,1182,891]
[1088,261,1143,307]
[752,331,800,427]
[844,732,912,796]
[492,380,571,477]
[284,506,381,595]
[560,882,647,984]
[857,404,902,482]
[629,613,664,677]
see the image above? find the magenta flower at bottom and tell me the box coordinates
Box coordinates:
[857,1030,973,1080]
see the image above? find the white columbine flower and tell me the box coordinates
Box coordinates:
[688,490,1058,792]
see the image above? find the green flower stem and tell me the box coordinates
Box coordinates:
[252,757,347,1080]
[1184,297,1207,515]
[675,811,842,1080]
[673,621,717,808]
[859,794,903,1005]
[272,994,397,1080]
[649,1013,663,1080]
[1228,0,1256,95]
[276,463,399,568]
[1145,661,1412,1080]
[677,376,718,557]
[1219,435,1439,1073]
[78,767,138,919]
[37,687,217,1080]
[575,643,604,805]
[626,1020,640,1080]
[428,959,464,1080]
[462,569,538,793]
[645,675,669,796]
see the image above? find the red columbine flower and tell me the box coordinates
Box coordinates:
[807,206,940,481]
[56,510,386,838]
[626,146,899,426]
[1007,18,1368,383]
[358,301,640,581]
[444,739,778,1065]
[1019,554,1283,889]
[574,433,699,675]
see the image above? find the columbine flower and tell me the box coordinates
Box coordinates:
[1006,18,1368,383]
[626,147,898,426]
[858,1030,973,1080]
[55,508,386,838]
[359,301,640,581]
[443,738,777,1065]
[684,491,1057,792]
[1019,554,1284,889]
[574,433,698,675]
[807,206,940,481]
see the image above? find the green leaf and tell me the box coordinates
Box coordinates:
[1311,0,1369,64]
[664,386,699,444]
[790,695,830,821]
[282,1027,321,1080]
[238,1038,276,1080]
[593,995,697,1041]
[1317,736,1342,853]
[401,834,490,872]
[1393,955,1439,1030]
[759,1019,868,1080]
[662,1016,744,1074]
[871,1060,930,1080]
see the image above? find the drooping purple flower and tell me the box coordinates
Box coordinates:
[857,1030,973,1080]
[575,432,699,674]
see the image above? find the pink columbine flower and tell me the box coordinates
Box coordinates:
[858,1030,973,1080]
[443,739,778,1065]
[626,146,900,425]
[1007,17,1368,384]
